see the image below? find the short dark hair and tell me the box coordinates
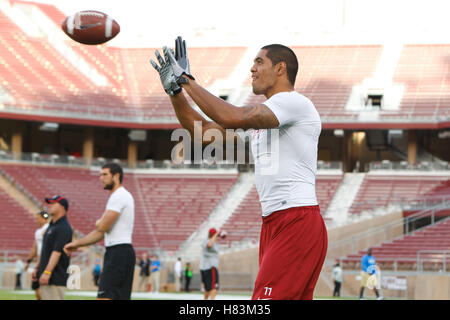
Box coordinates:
[261,44,298,86]
[102,163,123,183]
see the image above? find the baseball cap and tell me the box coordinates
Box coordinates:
[45,195,69,212]
[209,228,217,236]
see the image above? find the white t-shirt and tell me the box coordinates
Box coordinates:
[174,260,182,277]
[199,239,219,270]
[250,91,321,216]
[35,223,49,256]
[104,186,135,247]
[332,266,343,282]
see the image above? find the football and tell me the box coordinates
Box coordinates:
[61,10,120,45]
[219,230,227,239]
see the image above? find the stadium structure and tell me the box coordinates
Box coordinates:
[0,0,449,299]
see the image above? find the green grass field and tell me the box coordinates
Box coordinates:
[0,289,393,300]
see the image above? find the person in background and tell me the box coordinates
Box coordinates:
[200,228,221,300]
[174,257,182,293]
[64,163,136,300]
[138,253,151,292]
[184,262,193,293]
[24,210,49,299]
[150,255,161,293]
[359,248,382,300]
[332,261,343,297]
[33,195,72,300]
[93,258,101,287]
[15,256,24,290]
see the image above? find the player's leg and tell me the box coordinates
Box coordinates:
[359,271,368,299]
[35,288,42,300]
[299,209,328,300]
[209,267,219,300]
[203,268,214,300]
[252,206,327,300]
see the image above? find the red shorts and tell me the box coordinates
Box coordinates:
[251,205,328,300]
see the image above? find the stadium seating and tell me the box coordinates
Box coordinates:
[0,163,238,252]
[0,10,105,112]
[3,1,450,127]
[392,44,450,119]
[341,217,450,271]
[220,174,343,245]
[0,188,35,256]
[2,1,247,121]
[349,174,450,215]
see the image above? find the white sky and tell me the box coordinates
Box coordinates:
[20,0,450,46]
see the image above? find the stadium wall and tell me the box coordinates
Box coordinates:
[334,273,450,300]
[164,211,405,294]
[326,210,404,261]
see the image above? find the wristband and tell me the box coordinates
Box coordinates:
[44,270,52,275]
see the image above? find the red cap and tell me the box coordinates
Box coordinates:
[209,228,217,236]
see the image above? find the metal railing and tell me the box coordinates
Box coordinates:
[0,150,344,172]
[2,98,450,124]
[332,205,447,255]
[0,150,240,170]
[369,160,450,171]
[417,250,450,272]
[320,108,450,123]
[398,194,450,212]
[335,209,450,273]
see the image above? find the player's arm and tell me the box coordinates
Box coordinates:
[25,241,37,270]
[43,251,61,274]
[167,37,279,130]
[170,91,227,144]
[39,250,61,285]
[95,209,120,233]
[151,47,227,144]
[207,231,220,249]
[32,254,41,281]
[181,79,279,130]
[64,210,119,253]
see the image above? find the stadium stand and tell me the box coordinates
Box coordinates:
[341,217,450,271]
[221,174,343,244]
[0,163,238,252]
[0,188,35,255]
[0,10,105,111]
[132,173,238,251]
[1,0,247,122]
[392,44,450,119]
[349,173,450,215]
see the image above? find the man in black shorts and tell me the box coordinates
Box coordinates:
[64,163,135,300]
[200,228,221,300]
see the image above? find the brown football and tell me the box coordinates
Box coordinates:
[61,10,120,45]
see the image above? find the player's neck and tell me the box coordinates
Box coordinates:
[265,83,294,99]
[51,211,65,223]
[109,183,122,194]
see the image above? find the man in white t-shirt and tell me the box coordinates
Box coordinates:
[25,210,49,299]
[174,257,182,292]
[64,163,135,300]
[151,38,328,300]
